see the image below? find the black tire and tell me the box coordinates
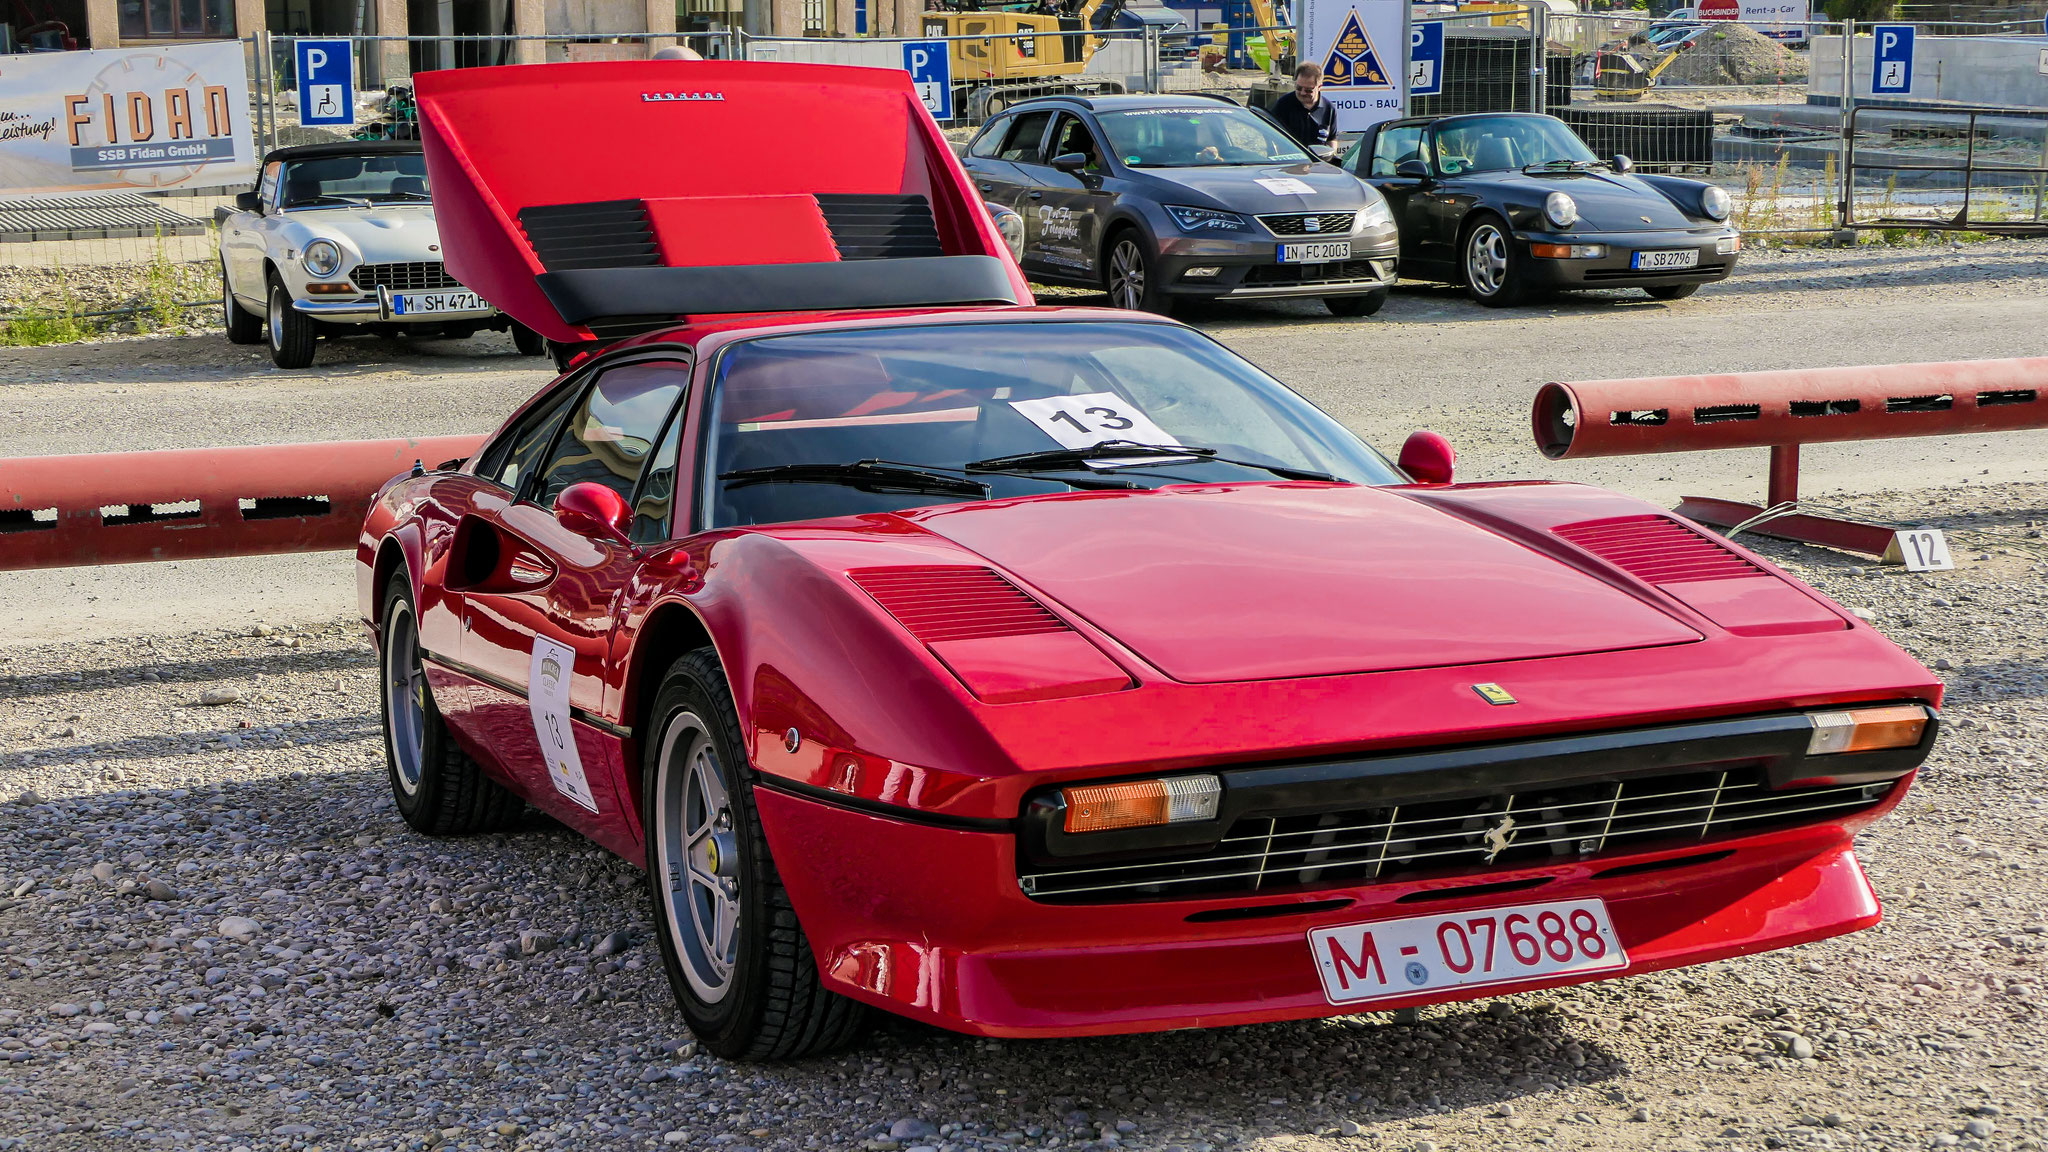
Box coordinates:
[511,322,547,357]
[1461,215,1529,308]
[1102,229,1174,315]
[1646,283,1700,300]
[642,648,867,1061]
[222,262,262,344]
[266,275,319,368]
[379,573,525,836]
[1324,287,1388,318]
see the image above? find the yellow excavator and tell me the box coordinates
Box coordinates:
[919,0,1134,117]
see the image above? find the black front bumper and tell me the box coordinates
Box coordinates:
[1155,233,1401,301]
[1518,226,1739,289]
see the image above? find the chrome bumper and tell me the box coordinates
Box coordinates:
[290,286,495,322]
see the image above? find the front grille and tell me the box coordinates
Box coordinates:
[1243,260,1385,286]
[1259,211,1358,236]
[351,262,464,293]
[1019,768,1896,902]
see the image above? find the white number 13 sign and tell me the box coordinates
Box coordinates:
[1008,392,1182,451]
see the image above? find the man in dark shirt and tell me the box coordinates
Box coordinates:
[1269,62,1337,155]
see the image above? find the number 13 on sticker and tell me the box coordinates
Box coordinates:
[1009,392,1181,450]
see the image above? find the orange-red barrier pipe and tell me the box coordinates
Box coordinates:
[0,436,484,571]
[1534,357,2048,459]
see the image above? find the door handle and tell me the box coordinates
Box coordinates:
[978,183,994,192]
[1029,191,1043,200]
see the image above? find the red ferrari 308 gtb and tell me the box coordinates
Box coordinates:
[357,62,1940,1059]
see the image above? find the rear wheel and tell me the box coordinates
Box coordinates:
[1462,216,1528,308]
[1646,283,1700,300]
[222,263,262,344]
[1103,230,1172,315]
[511,321,547,356]
[643,648,867,1060]
[1324,288,1388,318]
[266,276,318,368]
[379,573,525,836]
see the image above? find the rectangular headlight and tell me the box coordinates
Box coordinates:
[1806,704,1928,755]
[1061,775,1221,833]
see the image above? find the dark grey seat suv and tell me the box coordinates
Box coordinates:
[962,94,1400,317]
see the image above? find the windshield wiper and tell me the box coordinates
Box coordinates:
[288,194,375,208]
[719,460,988,498]
[966,440,1342,483]
[1521,159,1606,174]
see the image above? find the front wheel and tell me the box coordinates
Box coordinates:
[1462,218,1529,308]
[1324,288,1388,318]
[222,263,262,344]
[644,648,867,1061]
[267,277,319,368]
[1103,232,1173,315]
[510,321,547,356]
[1646,283,1700,300]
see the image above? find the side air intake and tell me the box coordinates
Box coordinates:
[848,566,1068,643]
[1554,514,1763,584]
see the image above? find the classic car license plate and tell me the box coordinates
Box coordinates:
[1278,241,1353,264]
[1308,898,1627,1006]
[1630,248,1700,270]
[391,290,485,315]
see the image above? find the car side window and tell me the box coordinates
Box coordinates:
[1371,125,1425,177]
[257,161,282,212]
[530,361,689,510]
[475,378,586,494]
[997,110,1055,163]
[967,115,1012,159]
[1046,113,1103,171]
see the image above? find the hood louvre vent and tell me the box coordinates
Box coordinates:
[1555,515,1763,584]
[816,194,945,260]
[518,200,662,271]
[848,565,1068,644]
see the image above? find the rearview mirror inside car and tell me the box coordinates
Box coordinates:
[1394,159,1430,180]
[235,191,261,212]
[554,482,633,546]
[1398,430,1456,485]
[1050,151,1090,174]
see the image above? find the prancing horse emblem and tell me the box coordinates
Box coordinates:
[1481,814,1518,862]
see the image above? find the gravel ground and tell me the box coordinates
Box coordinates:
[1,481,2045,1152]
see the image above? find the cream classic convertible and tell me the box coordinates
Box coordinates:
[217,141,546,368]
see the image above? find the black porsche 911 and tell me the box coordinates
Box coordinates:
[1341,112,1740,307]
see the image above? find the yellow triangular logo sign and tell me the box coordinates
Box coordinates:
[1322,9,1391,88]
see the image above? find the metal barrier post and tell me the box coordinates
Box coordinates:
[1529,6,1546,115]
[1838,19,1855,231]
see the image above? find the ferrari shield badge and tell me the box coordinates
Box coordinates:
[1472,683,1517,705]
[530,637,600,813]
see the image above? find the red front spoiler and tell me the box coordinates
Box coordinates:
[757,782,1901,1037]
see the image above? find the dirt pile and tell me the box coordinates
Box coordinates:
[1658,22,1807,86]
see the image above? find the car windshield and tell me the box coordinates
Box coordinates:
[703,321,1400,529]
[1097,107,1311,168]
[280,153,430,207]
[1433,116,1598,175]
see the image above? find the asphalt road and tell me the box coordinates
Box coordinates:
[3,238,2046,646]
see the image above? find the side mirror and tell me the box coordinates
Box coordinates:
[1611,153,1634,174]
[1394,159,1431,180]
[235,190,261,212]
[554,482,633,546]
[1050,151,1090,174]
[1398,430,1456,485]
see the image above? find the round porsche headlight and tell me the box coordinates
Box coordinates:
[988,203,1025,261]
[301,239,343,279]
[1544,192,1579,230]
[1701,184,1732,221]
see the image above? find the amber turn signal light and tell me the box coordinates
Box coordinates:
[1061,775,1221,834]
[1806,704,1929,755]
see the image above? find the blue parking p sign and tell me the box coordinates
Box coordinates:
[1871,24,1914,95]
[1408,22,1444,98]
[296,39,355,127]
[903,41,953,121]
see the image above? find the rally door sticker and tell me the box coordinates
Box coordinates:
[529,636,599,813]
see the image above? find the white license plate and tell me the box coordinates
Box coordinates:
[1308,898,1628,1006]
[1278,241,1353,264]
[391,290,485,315]
[1630,248,1700,270]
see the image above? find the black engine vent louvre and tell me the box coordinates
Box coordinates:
[518,200,663,272]
[815,193,945,260]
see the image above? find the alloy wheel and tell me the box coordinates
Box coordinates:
[1466,224,1509,298]
[382,601,427,796]
[1108,239,1146,310]
[656,711,741,1003]
[268,285,287,351]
